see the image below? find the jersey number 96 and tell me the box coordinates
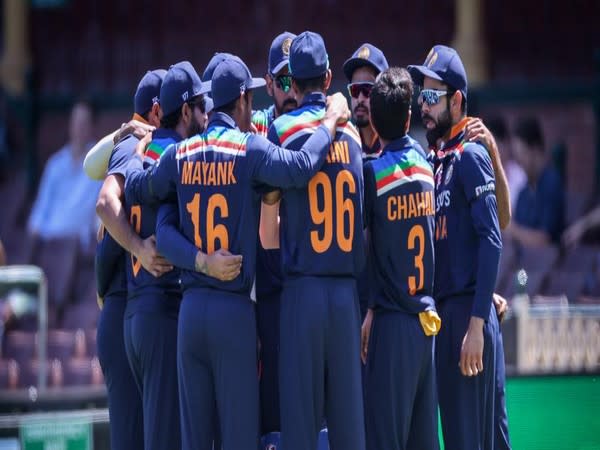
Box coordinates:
[308,169,356,254]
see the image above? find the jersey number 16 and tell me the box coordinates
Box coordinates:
[186,193,229,253]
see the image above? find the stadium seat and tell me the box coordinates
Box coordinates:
[74,328,87,358]
[47,329,77,362]
[64,358,94,386]
[84,329,96,358]
[61,297,99,331]
[3,331,36,365]
[0,358,19,390]
[558,245,599,272]
[21,359,63,388]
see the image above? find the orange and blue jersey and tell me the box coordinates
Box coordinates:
[268,92,365,278]
[123,128,182,302]
[364,135,436,314]
[433,117,502,319]
[125,111,333,296]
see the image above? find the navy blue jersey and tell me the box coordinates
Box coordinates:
[361,132,381,161]
[155,202,197,272]
[96,231,126,298]
[125,112,333,296]
[433,118,502,319]
[124,128,182,300]
[268,92,365,278]
[364,135,436,314]
[97,133,139,298]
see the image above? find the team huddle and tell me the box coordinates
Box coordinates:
[90,30,510,450]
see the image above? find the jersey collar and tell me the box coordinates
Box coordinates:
[153,127,182,141]
[381,134,412,154]
[300,92,327,107]
[209,112,238,130]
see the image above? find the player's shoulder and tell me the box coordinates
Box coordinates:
[457,141,491,165]
[335,121,362,148]
[272,105,323,146]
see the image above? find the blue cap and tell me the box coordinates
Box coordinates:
[268,32,296,75]
[342,43,389,81]
[202,52,241,82]
[204,97,214,114]
[408,45,468,99]
[160,61,211,117]
[288,31,329,80]
[134,69,167,116]
[211,57,266,109]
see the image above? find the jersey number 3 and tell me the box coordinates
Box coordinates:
[308,169,356,253]
[408,224,425,295]
[186,193,229,253]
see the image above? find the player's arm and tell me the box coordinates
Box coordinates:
[155,203,242,281]
[465,118,511,229]
[96,140,172,277]
[459,144,503,377]
[259,200,280,250]
[563,205,600,247]
[251,92,350,188]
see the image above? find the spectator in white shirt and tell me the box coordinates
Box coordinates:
[28,99,101,247]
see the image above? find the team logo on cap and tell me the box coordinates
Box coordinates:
[152,96,159,104]
[182,91,189,101]
[358,45,370,59]
[282,38,292,56]
[425,48,438,68]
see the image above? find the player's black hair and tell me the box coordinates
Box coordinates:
[160,109,181,130]
[486,116,509,141]
[445,87,467,115]
[292,73,328,94]
[214,99,237,116]
[514,116,544,151]
[370,67,413,141]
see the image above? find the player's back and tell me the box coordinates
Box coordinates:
[124,128,181,300]
[269,93,365,278]
[364,136,435,314]
[174,114,261,295]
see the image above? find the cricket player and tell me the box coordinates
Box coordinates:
[342,43,389,160]
[121,61,209,450]
[409,45,502,450]
[268,31,365,450]
[95,69,168,450]
[360,67,440,450]
[125,54,351,450]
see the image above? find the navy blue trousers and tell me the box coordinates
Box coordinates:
[256,293,281,435]
[364,309,439,450]
[436,298,498,450]
[123,294,181,450]
[96,295,144,450]
[178,289,259,450]
[279,277,365,450]
[495,326,511,450]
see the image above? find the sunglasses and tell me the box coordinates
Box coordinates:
[347,82,374,99]
[187,95,206,114]
[418,89,448,107]
[275,75,292,93]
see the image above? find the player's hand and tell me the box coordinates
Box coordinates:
[325,92,351,125]
[460,317,485,377]
[492,293,508,323]
[96,224,105,243]
[135,132,153,158]
[136,235,173,277]
[115,119,155,144]
[465,117,495,154]
[361,308,374,365]
[196,249,242,281]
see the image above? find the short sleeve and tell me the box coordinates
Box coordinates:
[107,135,138,178]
